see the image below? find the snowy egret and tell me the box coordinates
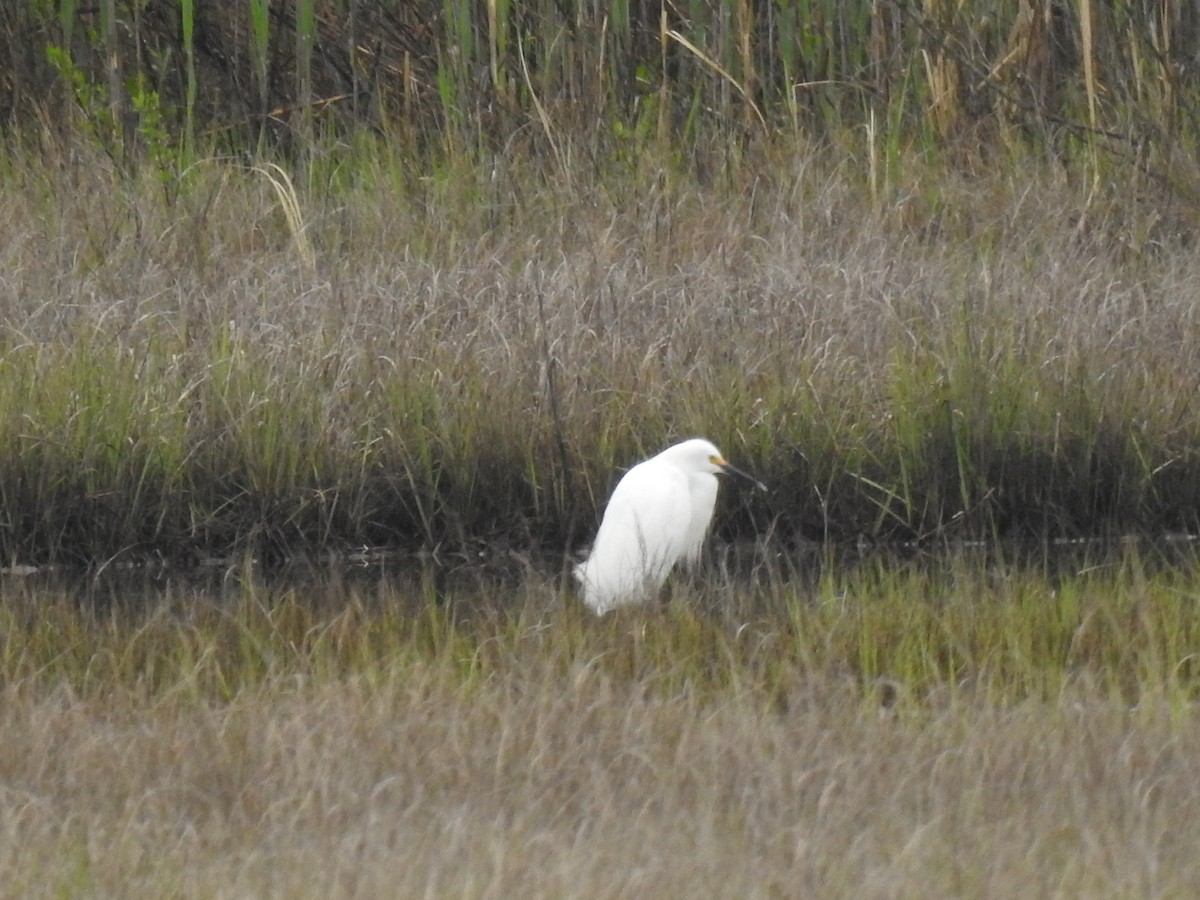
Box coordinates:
[574,438,767,615]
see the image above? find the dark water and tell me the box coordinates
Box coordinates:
[4,532,1198,614]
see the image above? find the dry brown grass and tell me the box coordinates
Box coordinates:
[4,657,1199,897]
[4,552,1200,897]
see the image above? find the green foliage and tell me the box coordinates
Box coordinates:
[44,44,114,143]
[127,73,174,173]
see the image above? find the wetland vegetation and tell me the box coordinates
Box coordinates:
[4,0,1200,895]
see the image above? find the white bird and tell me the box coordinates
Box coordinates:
[574,438,767,614]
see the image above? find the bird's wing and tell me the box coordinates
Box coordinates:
[601,462,692,564]
[681,472,719,568]
[576,461,692,611]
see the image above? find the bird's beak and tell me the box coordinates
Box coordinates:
[713,456,769,493]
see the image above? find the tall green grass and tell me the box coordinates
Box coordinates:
[8,1,1200,169]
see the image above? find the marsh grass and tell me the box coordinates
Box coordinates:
[8,541,1199,712]
[0,131,1199,563]
[4,5,1200,894]
[4,550,1200,895]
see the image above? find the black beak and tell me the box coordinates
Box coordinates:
[720,461,768,493]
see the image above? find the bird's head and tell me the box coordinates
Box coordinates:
[668,438,768,492]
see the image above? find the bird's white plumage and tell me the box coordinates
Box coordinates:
[574,438,762,615]
[680,467,719,568]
